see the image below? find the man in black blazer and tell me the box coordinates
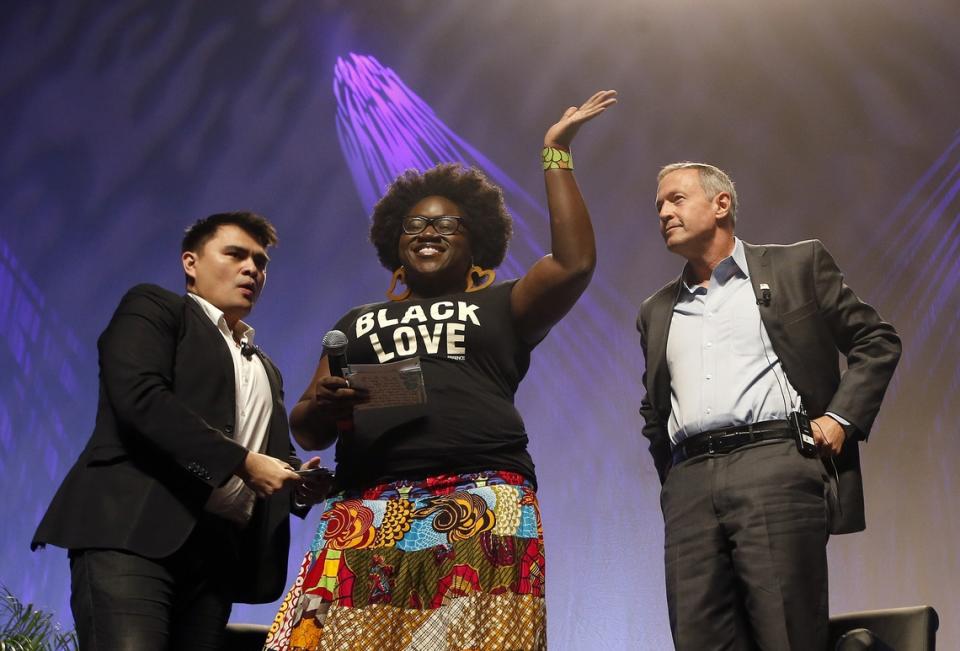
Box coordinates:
[33,212,324,650]
[638,164,900,650]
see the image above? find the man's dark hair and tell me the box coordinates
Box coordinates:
[181,211,278,253]
[370,163,513,271]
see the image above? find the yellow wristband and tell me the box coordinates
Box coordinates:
[542,146,573,171]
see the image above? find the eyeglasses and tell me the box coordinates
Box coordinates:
[401,215,465,236]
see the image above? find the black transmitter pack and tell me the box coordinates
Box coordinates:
[789,411,818,457]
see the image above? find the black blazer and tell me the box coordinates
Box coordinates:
[33,284,299,603]
[637,240,901,534]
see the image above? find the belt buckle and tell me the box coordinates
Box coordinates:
[707,435,716,455]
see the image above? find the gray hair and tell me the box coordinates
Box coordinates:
[658,162,738,225]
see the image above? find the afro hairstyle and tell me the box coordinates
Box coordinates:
[369,163,513,271]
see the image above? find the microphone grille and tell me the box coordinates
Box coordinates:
[322,329,348,354]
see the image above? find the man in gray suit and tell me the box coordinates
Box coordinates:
[637,163,901,650]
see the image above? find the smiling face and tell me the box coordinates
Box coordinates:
[655,168,731,258]
[182,223,269,327]
[398,195,473,298]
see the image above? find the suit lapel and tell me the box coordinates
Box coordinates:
[183,295,237,434]
[743,242,792,367]
[744,242,777,329]
[648,277,684,408]
[184,293,233,348]
[743,242,770,303]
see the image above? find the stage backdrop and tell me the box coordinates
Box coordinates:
[2,1,958,648]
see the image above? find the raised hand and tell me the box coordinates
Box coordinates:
[543,89,617,150]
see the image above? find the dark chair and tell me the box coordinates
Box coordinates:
[829,605,939,651]
[222,622,270,651]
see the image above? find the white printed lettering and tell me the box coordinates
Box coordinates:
[400,305,428,324]
[418,323,443,354]
[355,312,375,337]
[457,301,480,326]
[377,308,399,328]
[447,322,466,355]
[430,301,454,320]
[394,326,417,356]
[369,333,395,363]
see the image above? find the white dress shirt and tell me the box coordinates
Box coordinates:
[188,293,273,525]
[666,238,801,445]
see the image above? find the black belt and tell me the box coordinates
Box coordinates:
[673,420,793,464]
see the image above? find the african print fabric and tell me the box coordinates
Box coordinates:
[264,471,546,650]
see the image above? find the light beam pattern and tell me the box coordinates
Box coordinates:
[0,237,91,607]
[867,129,960,391]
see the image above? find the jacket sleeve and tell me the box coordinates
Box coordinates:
[98,285,248,487]
[638,301,672,484]
[813,241,902,439]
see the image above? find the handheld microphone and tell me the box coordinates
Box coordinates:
[757,283,772,306]
[322,329,354,433]
[322,329,350,377]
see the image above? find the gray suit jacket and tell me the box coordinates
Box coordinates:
[637,240,901,534]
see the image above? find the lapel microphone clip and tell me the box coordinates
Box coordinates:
[757,283,772,306]
[240,340,256,359]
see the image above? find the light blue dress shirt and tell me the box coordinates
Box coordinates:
[666,238,801,445]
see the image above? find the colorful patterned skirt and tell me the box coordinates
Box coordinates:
[264,470,546,651]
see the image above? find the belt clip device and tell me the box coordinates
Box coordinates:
[789,411,818,457]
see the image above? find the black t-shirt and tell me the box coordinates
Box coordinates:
[330,281,538,488]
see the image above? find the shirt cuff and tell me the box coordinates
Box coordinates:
[825,412,850,427]
[825,412,859,440]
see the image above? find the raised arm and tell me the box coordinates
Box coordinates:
[512,90,617,344]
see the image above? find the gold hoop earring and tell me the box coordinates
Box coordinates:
[386,267,411,301]
[465,265,496,292]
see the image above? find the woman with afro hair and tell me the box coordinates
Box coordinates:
[266,90,616,651]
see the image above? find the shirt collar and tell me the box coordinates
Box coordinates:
[680,237,749,294]
[728,237,750,280]
[187,292,256,345]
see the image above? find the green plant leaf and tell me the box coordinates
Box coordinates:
[0,586,77,651]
